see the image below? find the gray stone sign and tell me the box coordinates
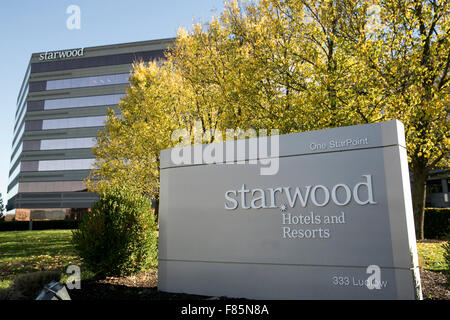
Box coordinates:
[158,120,422,299]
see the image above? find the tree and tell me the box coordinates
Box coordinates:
[88,0,449,239]
[350,0,450,239]
[86,62,187,219]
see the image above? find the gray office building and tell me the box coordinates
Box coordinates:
[7,39,173,221]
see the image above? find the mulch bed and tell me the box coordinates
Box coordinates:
[420,269,449,300]
[69,268,449,300]
[69,270,206,300]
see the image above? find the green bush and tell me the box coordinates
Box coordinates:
[72,186,157,277]
[0,288,11,300]
[7,271,61,300]
[424,208,450,240]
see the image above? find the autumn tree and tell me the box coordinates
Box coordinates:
[88,0,448,239]
[86,62,189,218]
[350,0,450,239]
[169,0,450,239]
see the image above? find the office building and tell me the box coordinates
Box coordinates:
[7,38,173,220]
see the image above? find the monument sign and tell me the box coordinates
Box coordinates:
[158,120,422,299]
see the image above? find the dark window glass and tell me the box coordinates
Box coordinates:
[428,180,443,193]
[29,81,47,92]
[23,140,41,151]
[21,161,39,172]
[25,120,43,131]
[27,100,45,111]
[17,203,62,209]
[20,193,62,199]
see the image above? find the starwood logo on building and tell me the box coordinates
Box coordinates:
[39,48,84,61]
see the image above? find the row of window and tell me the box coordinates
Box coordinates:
[42,116,106,130]
[16,115,106,168]
[25,116,107,131]
[9,181,88,197]
[21,158,95,172]
[44,94,124,110]
[46,73,129,90]
[41,137,97,150]
[9,138,97,180]
[11,137,96,165]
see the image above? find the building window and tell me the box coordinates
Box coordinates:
[428,180,443,194]
[44,94,124,110]
[21,158,95,172]
[45,73,129,90]
[42,116,106,130]
[38,158,95,171]
[18,181,86,193]
[40,137,97,150]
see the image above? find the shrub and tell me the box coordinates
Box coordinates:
[0,288,11,300]
[424,208,450,240]
[8,271,61,300]
[72,186,157,277]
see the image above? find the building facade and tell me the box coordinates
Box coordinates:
[7,39,173,221]
[425,171,449,208]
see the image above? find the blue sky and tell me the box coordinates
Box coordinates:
[0,0,226,205]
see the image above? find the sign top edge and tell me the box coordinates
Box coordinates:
[160,120,405,169]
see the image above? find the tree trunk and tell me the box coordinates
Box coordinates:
[412,164,427,240]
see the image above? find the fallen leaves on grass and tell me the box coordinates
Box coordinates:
[0,255,80,278]
[417,241,448,271]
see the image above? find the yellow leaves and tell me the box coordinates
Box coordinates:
[176,27,189,40]
[88,0,450,200]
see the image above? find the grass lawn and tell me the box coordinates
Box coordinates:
[417,241,448,272]
[0,230,82,289]
[0,230,448,299]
